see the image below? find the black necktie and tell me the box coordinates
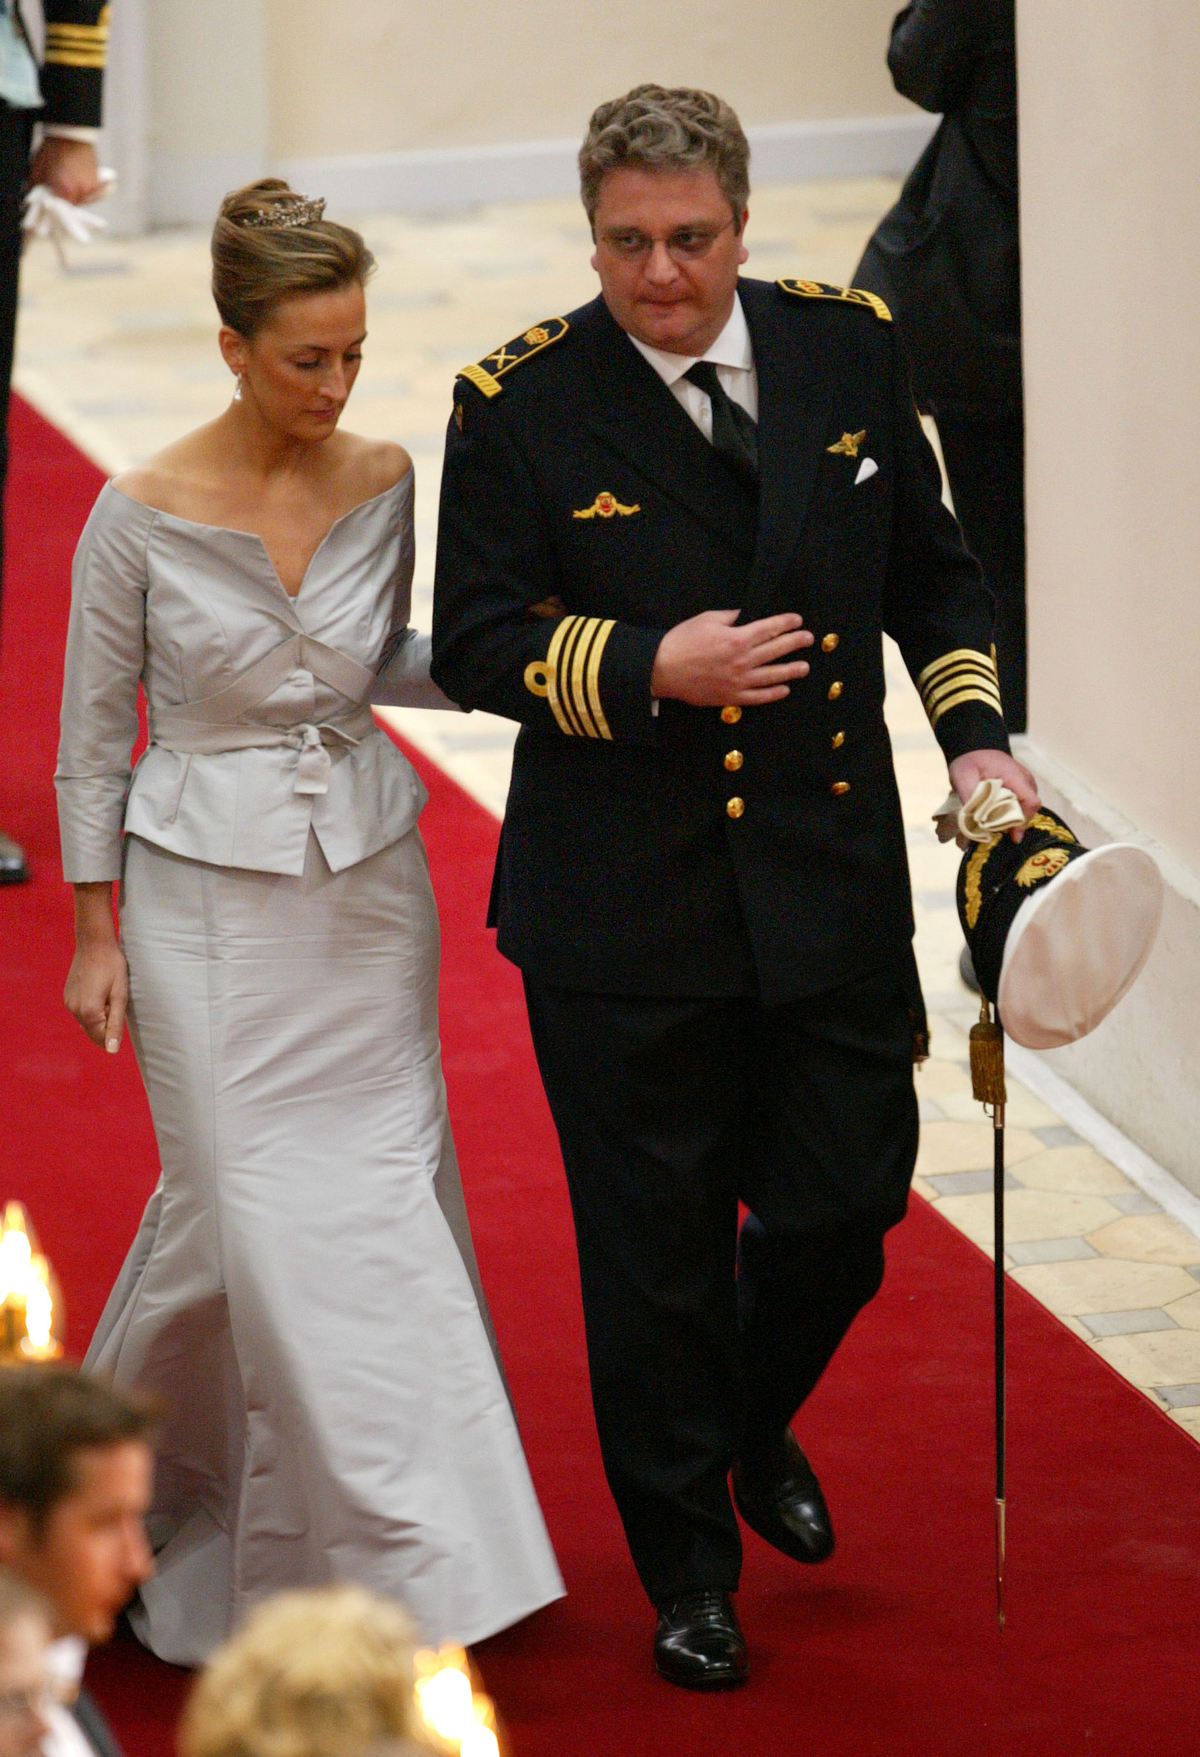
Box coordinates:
[684,360,759,488]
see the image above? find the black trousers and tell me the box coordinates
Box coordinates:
[0,101,33,623]
[523,960,920,1605]
[933,403,1027,733]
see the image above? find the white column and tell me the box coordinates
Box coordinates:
[96,0,149,235]
[1017,0,1200,1192]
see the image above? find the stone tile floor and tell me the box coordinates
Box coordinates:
[17,177,1200,1444]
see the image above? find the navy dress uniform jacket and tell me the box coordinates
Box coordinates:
[431,276,1009,1005]
[20,2,109,127]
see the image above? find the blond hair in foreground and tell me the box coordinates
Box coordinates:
[180,1587,427,1757]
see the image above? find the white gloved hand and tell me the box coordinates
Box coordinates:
[933,777,1027,846]
[23,168,116,263]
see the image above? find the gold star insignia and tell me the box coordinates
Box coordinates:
[827,430,867,458]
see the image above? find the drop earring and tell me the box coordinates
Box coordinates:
[232,374,244,402]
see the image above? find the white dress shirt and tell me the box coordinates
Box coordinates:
[627,294,758,439]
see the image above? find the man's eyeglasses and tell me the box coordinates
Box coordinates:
[598,218,737,263]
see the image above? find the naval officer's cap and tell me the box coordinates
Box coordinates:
[950,792,1163,1049]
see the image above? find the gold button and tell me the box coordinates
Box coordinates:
[828,681,843,701]
[832,781,851,796]
[724,750,743,772]
[822,633,839,652]
[727,797,745,819]
[721,705,742,725]
[831,731,845,750]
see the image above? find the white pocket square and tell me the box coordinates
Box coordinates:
[854,457,879,485]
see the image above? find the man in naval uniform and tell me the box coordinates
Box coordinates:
[432,84,1038,1689]
[0,1,110,883]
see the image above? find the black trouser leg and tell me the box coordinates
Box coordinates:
[934,404,1027,733]
[0,101,33,627]
[735,967,917,1453]
[737,1217,885,1459]
[522,963,919,1606]
[523,982,747,1603]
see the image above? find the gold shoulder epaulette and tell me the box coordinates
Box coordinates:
[457,317,570,399]
[777,279,892,323]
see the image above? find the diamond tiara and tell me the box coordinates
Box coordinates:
[240,196,327,230]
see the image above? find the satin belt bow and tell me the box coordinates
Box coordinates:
[148,708,375,796]
[290,722,358,796]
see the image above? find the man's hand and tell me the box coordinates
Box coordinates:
[651,609,813,707]
[29,137,104,205]
[948,749,1041,843]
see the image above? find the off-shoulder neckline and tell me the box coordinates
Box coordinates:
[104,469,411,537]
[102,471,411,602]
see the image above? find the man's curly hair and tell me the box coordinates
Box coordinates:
[579,85,751,229]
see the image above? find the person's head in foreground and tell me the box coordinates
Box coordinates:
[580,83,751,356]
[212,180,375,448]
[0,1571,52,1757]
[0,1366,155,1644]
[180,1588,432,1757]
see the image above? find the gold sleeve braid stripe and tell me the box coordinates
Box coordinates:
[540,615,616,739]
[917,648,1003,728]
[45,6,110,67]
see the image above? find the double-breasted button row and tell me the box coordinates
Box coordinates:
[719,634,848,809]
[821,635,848,792]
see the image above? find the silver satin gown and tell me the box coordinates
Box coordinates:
[57,478,564,1664]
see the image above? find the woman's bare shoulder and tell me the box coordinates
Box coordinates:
[112,427,225,518]
[334,433,413,497]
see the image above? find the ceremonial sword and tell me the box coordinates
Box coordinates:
[970,998,1007,1629]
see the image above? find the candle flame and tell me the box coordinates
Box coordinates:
[0,1202,62,1360]
[412,1646,501,1755]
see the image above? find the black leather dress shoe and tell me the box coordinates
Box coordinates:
[732,1428,835,1564]
[654,1588,748,1690]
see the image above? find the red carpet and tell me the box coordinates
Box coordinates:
[3,393,1200,1756]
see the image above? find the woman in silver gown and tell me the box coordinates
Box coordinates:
[55,181,563,1666]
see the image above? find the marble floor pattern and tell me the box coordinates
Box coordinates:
[16,178,1200,1446]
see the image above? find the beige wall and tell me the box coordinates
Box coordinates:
[1018,2,1200,1190]
[124,0,926,226]
[264,0,908,160]
[1020,4,1200,869]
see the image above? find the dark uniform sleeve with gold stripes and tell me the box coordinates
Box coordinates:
[882,327,1010,762]
[431,378,661,743]
[40,1,109,130]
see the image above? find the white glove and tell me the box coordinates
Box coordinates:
[933,777,1027,845]
[23,168,116,264]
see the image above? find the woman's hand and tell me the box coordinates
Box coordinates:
[65,883,128,1053]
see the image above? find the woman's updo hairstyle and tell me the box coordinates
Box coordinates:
[212,179,375,338]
